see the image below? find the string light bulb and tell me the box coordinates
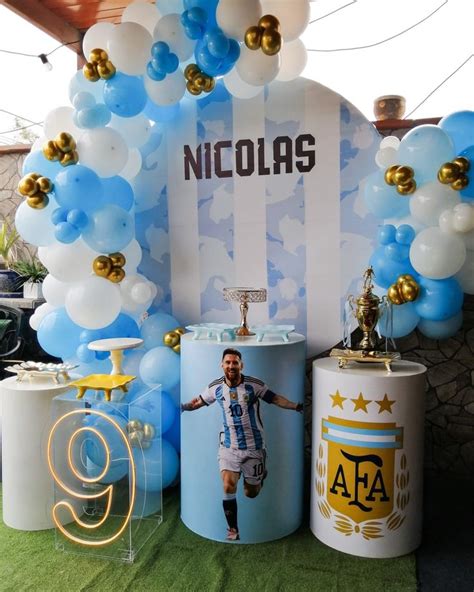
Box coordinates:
[38,53,52,72]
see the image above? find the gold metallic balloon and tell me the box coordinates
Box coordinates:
[387,285,403,305]
[258,14,280,31]
[184,64,200,82]
[175,327,186,335]
[143,423,156,440]
[107,266,126,283]
[93,255,112,277]
[55,132,76,153]
[453,156,470,173]
[396,179,416,195]
[83,62,100,82]
[205,77,216,92]
[129,431,144,447]
[60,150,79,167]
[261,29,282,56]
[18,176,38,197]
[172,344,181,354]
[163,331,180,348]
[437,162,460,184]
[451,174,469,191]
[397,274,415,285]
[109,252,126,268]
[194,74,207,91]
[401,281,419,302]
[384,165,399,185]
[245,26,263,50]
[27,193,48,209]
[43,140,61,161]
[393,165,414,186]
[141,440,152,450]
[187,80,202,95]
[97,60,116,80]
[127,419,144,433]
[36,176,53,194]
[89,48,108,64]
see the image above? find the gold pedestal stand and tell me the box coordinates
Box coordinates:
[223,287,267,336]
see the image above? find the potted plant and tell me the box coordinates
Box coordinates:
[0,219,21,296]
[11,258,47,299]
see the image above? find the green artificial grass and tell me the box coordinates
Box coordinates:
[0,487,417,592]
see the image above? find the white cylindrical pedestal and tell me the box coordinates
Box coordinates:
[311,358,426,558]
[1,376,75,530]
[181,333,305,544]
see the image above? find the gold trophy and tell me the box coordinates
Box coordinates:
[330,267,400,372]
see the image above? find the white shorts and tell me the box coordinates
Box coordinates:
[218,446,267,485]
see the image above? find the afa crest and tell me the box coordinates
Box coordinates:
[316,415,410,539]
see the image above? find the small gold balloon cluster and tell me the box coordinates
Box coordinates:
[184,64,215,96]
[437,157,470,191]
[163,327,185,354]
[93,252,126,283]
[245,14,282,56]
[384,165,417,195]
[43,132,78,167]
[83,48,116,82]
[387,274,419,305]
[127,419,155,449]
[18,172,53,209]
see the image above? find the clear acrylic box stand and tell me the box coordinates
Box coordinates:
[48,385,162,563]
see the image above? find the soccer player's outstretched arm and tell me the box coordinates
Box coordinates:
[181,396,207,412]
[271,394,303,413]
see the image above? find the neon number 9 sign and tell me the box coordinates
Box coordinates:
[47,408,136,547]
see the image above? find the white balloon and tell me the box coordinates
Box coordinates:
[31,135,47,152]
[455,253,474,294]
[66,276,121,329]
[410,227,466,279]
[108,113,152,148]
[120,148,142,180]
[122,1,161,35]
[15,196,58,247]
[131,282,152,303]
[144,69,186,106]
[30,303,56,331]
[216,0,262,40]
[153,13,195,61]
[439,209,455,234]
[409,182,460,227]
[276,39,307,82]
[223,68,264,99]
[461,229,474,250]
[83,22,115,57]
[261,0,310,41]
[375,146,398,169]
[38,240,96,283]
[380,135,400,150]
[42,274,71,307]
[122,239,143,273]
[107,22,152,75]
[43,106,81,139]
[77,127,129,177]
[236,45,280,87]
[452,203,474,233]
[120,273,152,314]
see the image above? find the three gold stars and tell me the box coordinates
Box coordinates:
[328,391,396,413]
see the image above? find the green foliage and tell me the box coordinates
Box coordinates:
[0,220,20,267]
[11,257,47,285]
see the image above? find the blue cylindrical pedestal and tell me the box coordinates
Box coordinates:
[180,333,305,544]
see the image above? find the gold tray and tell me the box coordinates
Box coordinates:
[329,348,401,372]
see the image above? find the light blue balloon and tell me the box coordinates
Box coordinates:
[415,277,464,321]
[76,104,111,129]
[140,312,179,349]
[54,164,104,213]
[14,197,57,247]
[101,176,134,211]
[72,91,96,110]
[369,245,417,288]
[84,413,128,468]
[439,110,474,155]
[129,390,178,435]
[139,346,181,391]
[184,0,218,26]
[395,224,416,245]
[54,221,81,243]
[103,73,147,118]
[378,302,420,338]
[164,414,180,452]
[22,150,62,178]
[122,349,146,375]
[156,0,183,14]
[133,438,179,491]
[67,208,89,230]
[364,170,410,219]
[68,69,105,103]
[37,308,82,359]
[82,204,134,253]
[398,125,454,185]
[459,145,474,201]
[377,224,396,245]
[144,99,180,123]
[51,207,68,224]
[86,457,128,484]
[418,310,463,340]
[76,343,95,364]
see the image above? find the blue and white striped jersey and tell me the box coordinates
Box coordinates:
[200,375,276,450]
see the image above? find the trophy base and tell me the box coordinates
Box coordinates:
[329,348,401,373]
[235,327,254,337]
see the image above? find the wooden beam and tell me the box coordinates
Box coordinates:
[1,0,83,54]
[0,144,31,155]
[373,117,440,131]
